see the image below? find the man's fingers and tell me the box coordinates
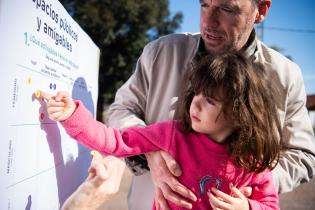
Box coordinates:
[90,171,108,188]
[89,151,109,179]
[85,170,95,181]
[160,183,193,209]
[88,151,102,175]
[88,152,109,187]
[154,193,159,210]
[172,183,197,202]
[160,151,182,176]
[147,151,195,209]
[155,189,170,210]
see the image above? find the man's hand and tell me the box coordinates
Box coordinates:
[146,151,197,209]
[61,153,125,210]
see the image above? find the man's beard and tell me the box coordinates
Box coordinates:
[204,40,237,55]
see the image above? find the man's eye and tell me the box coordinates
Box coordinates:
[221,6,233,13]
[201,3,208,8]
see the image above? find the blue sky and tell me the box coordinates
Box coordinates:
[169,0,315,95]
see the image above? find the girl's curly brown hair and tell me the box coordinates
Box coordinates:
[179,52,283,173]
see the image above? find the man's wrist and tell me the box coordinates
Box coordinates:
[125,155,149,176]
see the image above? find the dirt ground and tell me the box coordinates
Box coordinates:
[99,166,315,210]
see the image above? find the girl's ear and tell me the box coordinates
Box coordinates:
[255,0,271,23]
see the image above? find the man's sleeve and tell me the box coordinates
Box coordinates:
[272,63,315,193]
[105,42,153,175]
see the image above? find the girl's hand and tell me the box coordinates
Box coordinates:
[38,90,76,121]
[208,183,249,210]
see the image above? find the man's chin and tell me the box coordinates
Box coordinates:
[205,47,226,55]
[205,44,234,55]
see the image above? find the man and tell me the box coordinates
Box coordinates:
[106,0,315,209]
[61,154,125,210]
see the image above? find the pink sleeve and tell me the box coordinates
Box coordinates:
[60,100,173,157]
[247,170,279,210]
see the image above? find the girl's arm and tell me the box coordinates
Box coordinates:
[38,90,171,157]
[60,100,168,157]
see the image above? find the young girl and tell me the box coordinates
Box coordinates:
[39,53,282,210]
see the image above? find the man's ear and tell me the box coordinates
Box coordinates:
[255,0,271,23]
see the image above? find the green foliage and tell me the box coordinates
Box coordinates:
[60,0,182,120]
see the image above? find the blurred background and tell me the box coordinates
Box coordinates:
[59,0,315,209]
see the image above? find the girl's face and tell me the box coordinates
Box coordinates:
[189,93,234,143]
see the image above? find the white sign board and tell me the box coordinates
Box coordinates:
[0,0,100,209]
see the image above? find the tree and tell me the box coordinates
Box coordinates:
[60,0,182,120]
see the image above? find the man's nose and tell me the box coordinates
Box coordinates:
[204,6,220,28]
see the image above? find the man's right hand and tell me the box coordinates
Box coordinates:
[61,154,125,210]
[146,151,197,209]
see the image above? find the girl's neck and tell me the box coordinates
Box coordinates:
[206,130,233,144]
